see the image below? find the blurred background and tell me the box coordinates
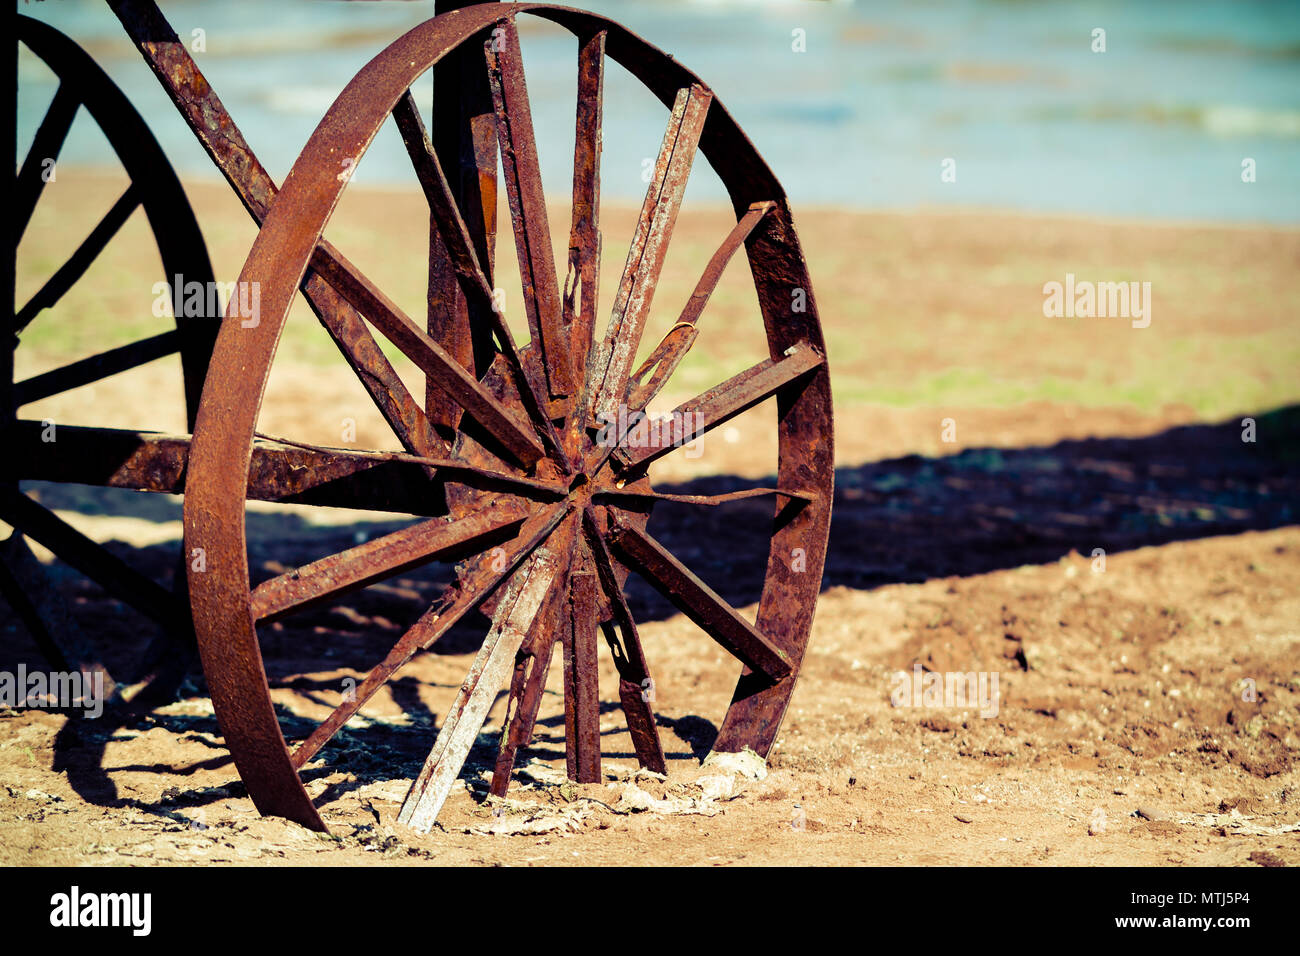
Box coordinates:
[19,0,1300,221]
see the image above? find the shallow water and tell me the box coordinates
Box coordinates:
[17,0,1300,223]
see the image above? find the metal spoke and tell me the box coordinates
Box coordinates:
[424,11,501,432]
[588,84,711,423]
[290,502,569,770]
[615,343,824,470]
[302,272,453,462]
[308,241,545,468]
[399,542,565,831]
[15,185,142,333]
[14,83,79,244]
[14,329,180,406]
[250,507,530,622]
[605,512,792,682]
[595,485,815,507]
[491,539,573,796]
[626,201,776,411]
[13,420,564,515]
[104,4,447,462]
[563,30,606,385]
[392,90,495,303]
[580,507,666,773]
[485,16,575,400]
[390,90,570,468]
[563,568,603,782]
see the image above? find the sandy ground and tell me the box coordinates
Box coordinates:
[3,177,1299,866]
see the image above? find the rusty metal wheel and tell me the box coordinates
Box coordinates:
[184,2,833,832]
[4,16,217,683]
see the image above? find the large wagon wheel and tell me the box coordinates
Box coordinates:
[185,2,833,832]
[3,16,216,680]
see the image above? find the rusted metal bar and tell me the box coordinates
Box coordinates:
[303,272,453,463]
[250,507,529,623]
[490,526,573,796]
[107,0,273,220]
[15,184,141,333]
[618,673,665,775]
[606,512,792,681]
[486,16,575,399]
[290,502,568,770]
[590,84,711,420]
[491,614,559,796]
[595,485,814,507]
[563,29,606,376]
[678,201,776,329]
[14,329,180,406]
[13,421,454,515]
[580,506,666,773]
[399,544,563,831]
[626,201,776,410]
[391,89,571,469]
[565,568,602,782]
[309,242,545,469]
[0,492,182,632]
[427,0,499,432]
[615,343,824,470]
[393,91,495,303]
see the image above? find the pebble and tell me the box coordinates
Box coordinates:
[954,813,974,824]
[1088,808,1107,835]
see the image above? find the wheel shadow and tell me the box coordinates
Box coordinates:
[7,404,1298,812]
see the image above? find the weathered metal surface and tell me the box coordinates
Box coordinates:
[596,485,814,507]
[290,502,569,771]
[250,508,530,622]
[12,420,563,514]
[486,17,575,400]
[626,201,775,410]
[606,511,793,681]
[615,344,825,470]
[427,0,500,433]
[589,83,710,421]
[390,88,571,472]
[109,0,449,465]
[562,29,605,387]
[564,568,602,782]
[491,556,566,796]
[580,506,665,773]
[309,242,546,469]
[399,543,563,831]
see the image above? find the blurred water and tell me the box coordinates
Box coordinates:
[16,0,1300,222]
